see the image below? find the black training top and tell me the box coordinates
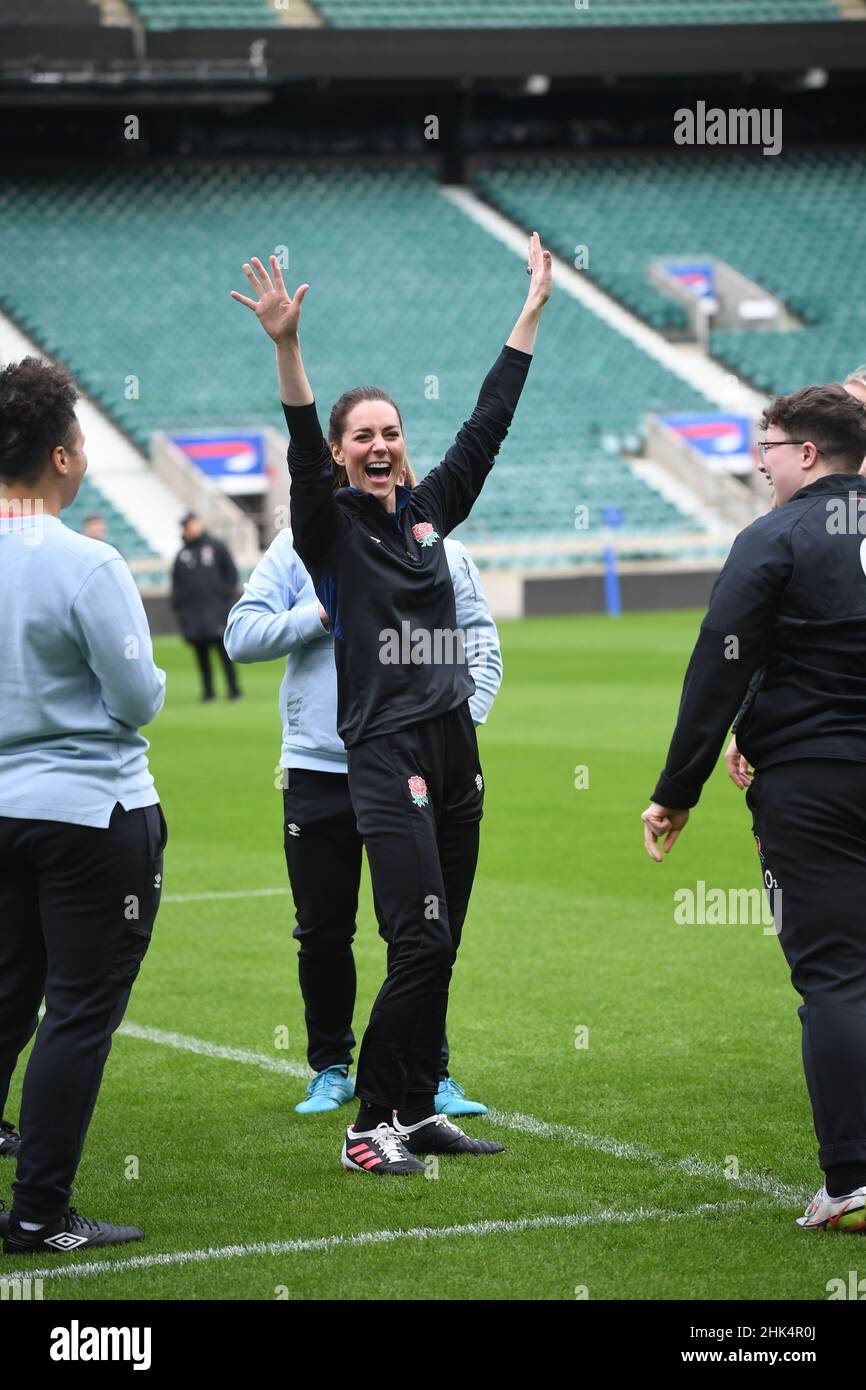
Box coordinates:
[284,343,532,748]
[653,471,866,810]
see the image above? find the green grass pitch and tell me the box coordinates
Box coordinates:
[0,611,850,1300]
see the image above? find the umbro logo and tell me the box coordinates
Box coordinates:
[45,1232,89,1251]
[154,873,162,889]
[287,823,301,837]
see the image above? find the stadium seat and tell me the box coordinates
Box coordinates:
[0,160,713,564]
[311,0,843,29]
[476,150,866,400]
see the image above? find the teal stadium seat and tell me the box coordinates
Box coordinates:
[0,161,716,564]
[312,0,842,29]
[475,150,866,400]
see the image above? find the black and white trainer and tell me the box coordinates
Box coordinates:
[395,1112,505,1156]
[341,1122,426,1175]
[0,1120,20,1159]
[3,1207,144,1255]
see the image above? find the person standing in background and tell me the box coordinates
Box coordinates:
[171,512,243,702]
[81,513,106,542]
[0,357,167,1254]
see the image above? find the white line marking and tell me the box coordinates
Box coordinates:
[117,1023,309,1080]
[0,1198,764,1285]
[487,1110,804,1206]
[162,887,290,904]
[117,1023,804,1204]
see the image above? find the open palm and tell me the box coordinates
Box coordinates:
[230,256,309,343]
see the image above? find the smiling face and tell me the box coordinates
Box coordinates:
[331,399,406,512]
[757,430,822,507]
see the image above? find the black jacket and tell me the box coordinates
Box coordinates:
[285,344,532,748]
[171,532,239,643]
[653,472,866,809]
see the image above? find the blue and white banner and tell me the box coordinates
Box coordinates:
[660,412,753,475]
[660,262,717,303]
[169,432,266,495]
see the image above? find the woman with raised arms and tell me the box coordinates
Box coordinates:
[231,234,551,1174]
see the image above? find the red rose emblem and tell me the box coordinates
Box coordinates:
[408,774,429,806]
[411,521,439,547]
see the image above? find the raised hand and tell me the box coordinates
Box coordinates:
[525,231,552,309]
[230,256,309,344]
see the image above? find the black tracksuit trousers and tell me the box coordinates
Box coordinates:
[747,759,866,1175]
[283,701,482,1109]
[191,638,240,699]
[283,710,481,1088]
[0,802,166,1223]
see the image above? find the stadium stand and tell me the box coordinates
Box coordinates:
[311,0,845,28]
[477,150,866,399]
[11,0,844,28]
[0,161,716,563]
[61,477,159,561]
[124,0,282,26]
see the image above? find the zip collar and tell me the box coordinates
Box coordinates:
[789,472,866,503]
[345,484,413,518]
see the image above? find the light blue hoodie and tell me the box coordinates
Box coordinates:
[0,511,165,828]
[225,530,502,772]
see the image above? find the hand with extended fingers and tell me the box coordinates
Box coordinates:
[524,231,552,311]
[230,256,309,344]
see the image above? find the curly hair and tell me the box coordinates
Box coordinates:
[0,357,79,485]
[761,384,866,473]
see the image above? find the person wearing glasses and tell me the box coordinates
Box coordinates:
[642,384,866,1233]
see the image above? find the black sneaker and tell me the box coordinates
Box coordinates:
[395,1113,505,1156]
[340,1123,426,1175]
[0,1202,8,1236]
[0,1120,20,1159]
[3,1207,144,1255]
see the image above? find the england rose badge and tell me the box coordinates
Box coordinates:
[412,521,440,547]
[408,775,429,807]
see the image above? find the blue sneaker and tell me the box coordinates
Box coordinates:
[434,1078,488,1117]
[295,1067,355,1115]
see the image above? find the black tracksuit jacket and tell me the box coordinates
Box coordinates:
[284,343,531,749]
[653,471,866,810]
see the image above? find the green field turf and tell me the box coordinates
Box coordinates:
[0,611,851,1301]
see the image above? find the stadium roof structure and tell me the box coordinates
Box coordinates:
[1,13,866,90]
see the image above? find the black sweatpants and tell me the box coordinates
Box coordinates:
[190,638,240,699]
[283,769,455,1079]
[0,802,166,1223]
[747,759,866,1174]
[346,701,483,1110]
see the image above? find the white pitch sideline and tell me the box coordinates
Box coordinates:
[162,887,291,904]
[0,1197,765,1286]
[116,1021,804,1207]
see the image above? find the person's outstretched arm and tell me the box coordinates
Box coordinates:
[412,232,552,537]
[225,531,331,663]
[231,256,346,570]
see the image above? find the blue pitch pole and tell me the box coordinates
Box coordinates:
[602,506,623,617]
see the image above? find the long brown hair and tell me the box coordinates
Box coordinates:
[328,386,416,490]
